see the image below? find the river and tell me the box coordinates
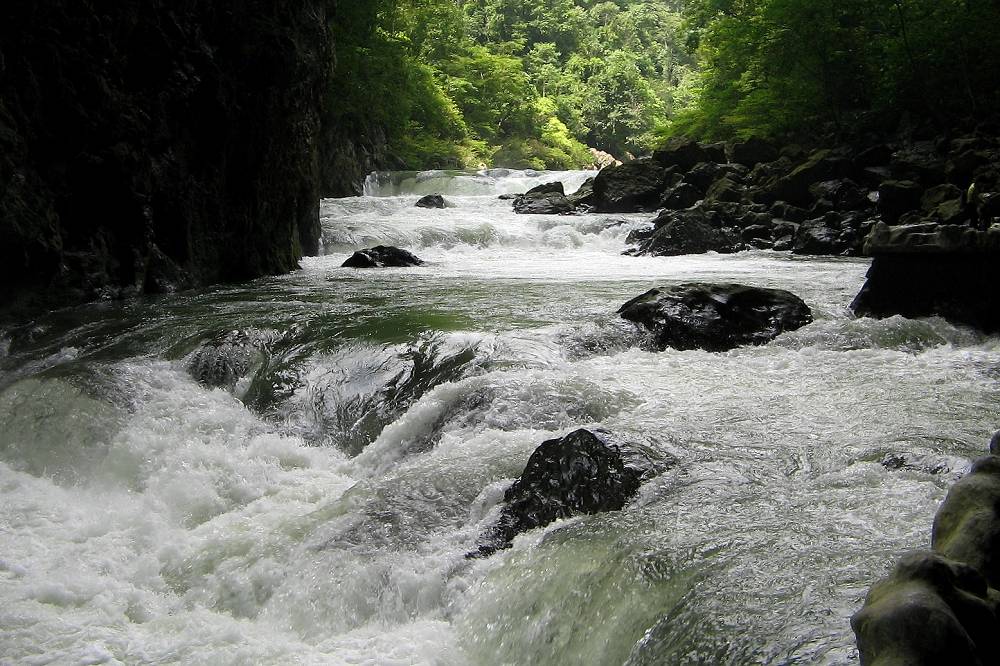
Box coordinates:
[1,169,998,664]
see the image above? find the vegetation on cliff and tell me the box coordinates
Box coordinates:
[335,0,1000,167]
[331,0,693,169]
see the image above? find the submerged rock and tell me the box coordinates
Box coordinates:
[473,428,674,556]
[618,283,813,351]
[342,246,424,268]
[415,194,446,209]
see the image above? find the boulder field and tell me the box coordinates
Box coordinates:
[509,132,1000,333]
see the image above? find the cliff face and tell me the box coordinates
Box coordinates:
[0,1,369,308]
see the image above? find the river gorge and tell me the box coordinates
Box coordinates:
[2,170,998,664]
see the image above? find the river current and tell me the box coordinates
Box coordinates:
[2,169,998,665]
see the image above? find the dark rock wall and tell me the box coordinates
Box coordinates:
[0,1,381,308]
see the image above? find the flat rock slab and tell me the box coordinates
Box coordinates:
[341,245,424,268]
[473,428,674,556]
[619,283,813,351]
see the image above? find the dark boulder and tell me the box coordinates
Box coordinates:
[633,209,738,256]
[513,181,573,214]
[792,214,853,256]
[878,180,924,224]
[660,182,703,210]
[593,158,671,212]
[741,224,772,241]
[683,162,746,192]
[758,149,852,206]
[851,551,1000,666]
[474,428,675,556]
[851,223,1000,332]
[513,194,573,215]
[342,245,424,268]
[946,150,992,185]
[652,137,712,171]
[922,184,963,212]
[770,202,809,223]
[933,456,1000,589]
[853,144,893,169]
[524,181,565,196]
[415,194,446,209]
[730,137,779,167]
[566,178,596,209]
[704,176,745,205]
[702,142,728,164]
[618,283,813,352]
[809,179,869,211]
[890,145,947,185]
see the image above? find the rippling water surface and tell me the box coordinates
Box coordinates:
[2,169,998,665]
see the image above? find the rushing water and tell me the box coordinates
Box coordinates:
[2,169,998,665]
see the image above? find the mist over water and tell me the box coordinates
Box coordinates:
[2,169,998,665]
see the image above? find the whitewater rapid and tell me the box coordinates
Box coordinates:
[1,169,998,664]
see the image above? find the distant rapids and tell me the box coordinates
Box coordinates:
[362,167,596,197]
[1,170,998,664]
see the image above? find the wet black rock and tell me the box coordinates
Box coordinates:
[415,194,446,209]
[852,551,1000,666]
[342,246,424,268]
[660,183,703,210]
[513,181,574,214]
[618,283,813,351]
[593,157,670,212]
[566,177,597,209]
[633,209,738,256]
[474,428,675,556]
[792,215,851,255]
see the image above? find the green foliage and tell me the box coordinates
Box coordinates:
[330,0,693,169]
[672,0,1000,140]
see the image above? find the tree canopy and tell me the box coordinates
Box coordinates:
[330,0,1000,169]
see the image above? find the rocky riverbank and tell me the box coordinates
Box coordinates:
[509,130,1000,333]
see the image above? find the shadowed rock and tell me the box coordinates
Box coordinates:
[342,246,424,268]
[593,157,671,212]
[850,223,1000,333]
[633,208,738,256]
[851,551,1000,666]
[933,456,1000,589]
[618,283,813,351]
